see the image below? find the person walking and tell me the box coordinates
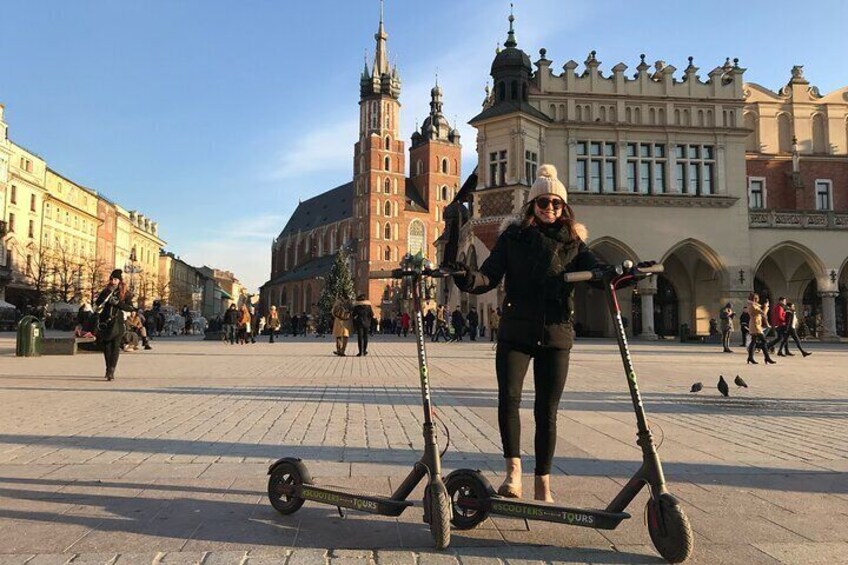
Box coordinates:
[449,164,602,502]
[467,307,479,341]
[400,311,411,337]
[249,305,260,343]
[739,306,750,347]
[768,297,788,353]
[181,305,193,335]
[223,304,239,344]
[432,306,449,342]
[267,305,280,343]
[719,302,734,353]
[489,306,501,342]
[237,303,251,344]
[332,299,352,356]
[94,270,136,381]
[779,301,812,357]
[424,309,435,337]
[746,293,776,365]
[451,306,465,341]
[352,294,374,356]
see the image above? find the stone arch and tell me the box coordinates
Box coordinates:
[659,239,728,335]
[754,241,827,331]
[574,238,640,337]
[744,111,759,152]
[777,112,792,153]
[811,113,828,154]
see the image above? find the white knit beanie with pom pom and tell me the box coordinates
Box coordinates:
[527,164,568,203]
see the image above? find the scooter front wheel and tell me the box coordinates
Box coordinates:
[268,460,307,515]
[646,493,693,563]
[445,471,488,530]
[425,480,452,549]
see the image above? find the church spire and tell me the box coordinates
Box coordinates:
[373,0,389,75]
[504,3,517,48]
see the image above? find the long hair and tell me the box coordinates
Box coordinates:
[520,199,581,240]
[104,278,128,301]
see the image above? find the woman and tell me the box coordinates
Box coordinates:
[451,164,601,502]
[95,269,136,381]
[267,305,280,343]
[332,299,352,356]
[238,303,251,345]
[746,293,776,364]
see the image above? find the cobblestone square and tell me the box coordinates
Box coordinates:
[1,335,846,564]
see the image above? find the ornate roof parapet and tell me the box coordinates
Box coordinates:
[535,50,745,100]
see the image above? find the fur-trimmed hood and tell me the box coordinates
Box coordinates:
[497,215,589,242]
[352,299,371,307]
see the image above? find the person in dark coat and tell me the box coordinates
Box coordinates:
[450,307,465,341]
[739,306,750,347]
[94,269,136,381]
[449,164,601,503]
[466,307,479,341]
[223,304,239,344]
[351,294,374,356]
[778,300,812,357]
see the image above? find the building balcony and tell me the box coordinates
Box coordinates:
[749,209,848,230]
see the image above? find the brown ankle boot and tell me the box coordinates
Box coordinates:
[497,457,522,498]
[534,474,554,503]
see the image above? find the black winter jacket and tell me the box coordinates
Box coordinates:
[95,286,135,343]
[455,220,600,350]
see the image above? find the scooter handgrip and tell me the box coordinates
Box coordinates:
[369,269,400,279]
[636,264,664,275]
[564,271,595,283]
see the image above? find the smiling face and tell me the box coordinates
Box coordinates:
[110,277,121,286]
[533,196,565,224]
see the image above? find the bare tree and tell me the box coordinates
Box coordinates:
[82,254,109,304]
[51,242,84,303]
[23,241,57,306]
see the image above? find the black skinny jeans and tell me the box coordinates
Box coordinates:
[102,338,121,371]
[357,328,369,354]
[496,342,570,475]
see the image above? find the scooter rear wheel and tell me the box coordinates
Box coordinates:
[426,481,452,549]
[445,472,488,530]
[268,460,306,515]
[646,494,693,563]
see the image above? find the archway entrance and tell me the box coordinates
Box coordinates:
[754,243,825,334]
[661,240,725,336]
[575,238,637,337]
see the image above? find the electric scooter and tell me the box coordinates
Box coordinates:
[445,260,694,563]
[267,253,454,549]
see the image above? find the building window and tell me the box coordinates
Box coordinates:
[524,150,538,184]
[28,220,34,239]
[384,201,392,217]
[674,144,715,195]
[384,156,390,171]
[9,185,16,204]
[441,185,448,201]
[384,246,391,261]
[384,223,392,240]
[385,136,391,150]
[575,141,616,193]
[625,143,666,194]
[30,194,36,211]
[441,158,449,174]
[416,160,423,176]
[8,213,14,233]
[488,150,507,187]
[748,178,766,209]
[815,180,832,211]
[384,178,391,194]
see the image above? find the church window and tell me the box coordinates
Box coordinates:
[488,150,507,187]
[441,185,448,201]
[441,158,448,174]
[370,101,378,130]
[384,156,390,171]
[416,160,423,175]
[384,201,392,217]
[408,220,425,256]
[384,178,391,194]
[384,223,392,240]
[385,136,391,150]
[384,246,391,261]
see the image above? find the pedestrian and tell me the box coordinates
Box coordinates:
[352,293,374,356]
[489,306,501,342]
[719,302,734,353]
[432,306,449,342]
[249,305,259,343]
[267,305,280,343]
[746,293,776,365]
[238,303,251,344]
[332,299,352,356]
[778,300,812,357]
[223,303,239,344]
[448,164,602,502]
[451,306,465,341]
[94,269,136,381]
[181,305,193,335]
[424,309,435,337]
[767,297,788,353]
[466,307,479,341]
[739,306,750,347]
[400,311,411,337]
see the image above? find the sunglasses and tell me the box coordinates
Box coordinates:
[535,197,564,210]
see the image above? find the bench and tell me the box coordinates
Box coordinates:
[41,336,98,355]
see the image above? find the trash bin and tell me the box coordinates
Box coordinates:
[679,323,689,343]
[16,315,44,357]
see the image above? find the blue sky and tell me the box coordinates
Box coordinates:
[2,0,847,291]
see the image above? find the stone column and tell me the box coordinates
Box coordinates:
[637,278,658,340]
[819,291,839,341]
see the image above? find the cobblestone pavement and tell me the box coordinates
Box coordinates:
[0,334,846,564]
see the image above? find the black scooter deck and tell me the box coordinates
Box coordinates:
[283,482,413,517]
[460,494,630,530]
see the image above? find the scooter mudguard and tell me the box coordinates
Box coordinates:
[267,457,313,484]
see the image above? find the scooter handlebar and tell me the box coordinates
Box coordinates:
[563,261,664,283]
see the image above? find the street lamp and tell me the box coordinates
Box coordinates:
[124,248,142,296]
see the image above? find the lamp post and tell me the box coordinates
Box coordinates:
[124,248,142,298]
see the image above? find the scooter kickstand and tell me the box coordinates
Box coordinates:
[337,506,346,518]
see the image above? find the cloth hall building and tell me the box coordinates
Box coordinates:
[449,14,848,340]
[261,12,462,318]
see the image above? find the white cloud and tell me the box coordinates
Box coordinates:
[268,117,359,180]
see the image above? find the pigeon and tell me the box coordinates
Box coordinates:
[690,382,703,393]
[717,375,729,397]
[734,375,748,388]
